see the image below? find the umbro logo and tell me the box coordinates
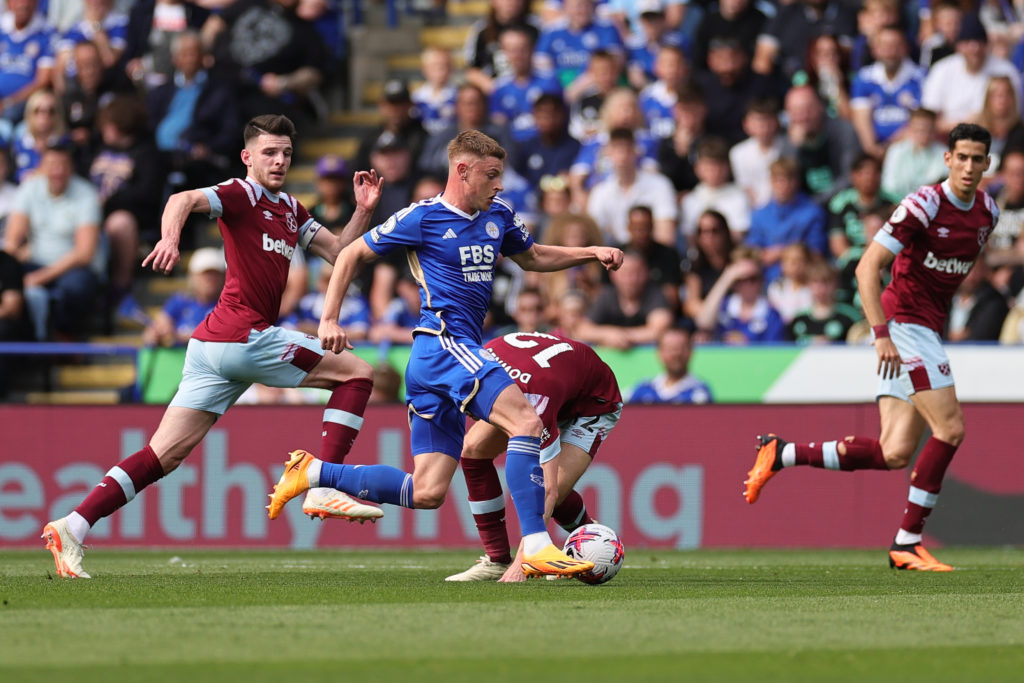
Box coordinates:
[263,210,273,220]
[936,227,950,238]
[442,228,457,239]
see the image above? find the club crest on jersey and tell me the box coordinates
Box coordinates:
[978,225,992,246]
[938,362,951,376]
[485,221,499,239]
[286,213,298,233]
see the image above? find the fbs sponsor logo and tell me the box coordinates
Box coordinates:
[922,251,972,275]
[262,233,295,259]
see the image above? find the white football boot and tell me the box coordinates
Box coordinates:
[444,556,511,582]
[42,517,90,579]
[301,487,383,523]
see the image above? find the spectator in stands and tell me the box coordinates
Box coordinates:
[142,246,223,347]
[577,249,673,349]
[0,248,29,396]
[696,36,782,146]
[463,0,539,95]
[637,44,689,141]
[12,89,67,182]
[972,75,1024,178]
[488,25,562,143]
[618,204,682,314]
[0,0,57,124]
[535,0,625,90]
[53,0,128,94]
[539,212,606,316]
[3,142,103,341]
[412,46,457,136]
[850,24,924,160]
[354,79,428,174]
[827,153,897,262]
[694,246,785,344]
[682,209,734,319]
[627,325,712,404]
[625,0,689,90]
[793,32,851,121]
[922,14,1021,136]
[534,172,573,239]
[747,157,828,283]
[419,83,509,178]
[919,0,962,69]
[680,136,751,243]
[752,0,857,79]
[849,0,901,72]
[586,127,678,246]
[566,49,621,142]
[780,84,861,202]
[60,40,112,164]
[207,0,328,124]
[729,97,783,210]
[657,81,706,195]
[123,0,211,91]
[766,242,813,324]
[568,86,658,206]
[699,0,767,64]
[87,94,164,303]
[548,288,588,339]
[880,107,947,199]
[147,30,240,193]
[510,93,580,198]
[835,204,889,308]
[308,154,355,235]
[509,286,548,333]
[369,271,421,344]
[789,259,861,344]
[989,150,1024,285]
[289,262,370,341]
[368,131,419,228]
[947,258,1009,341]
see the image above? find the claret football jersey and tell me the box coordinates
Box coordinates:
[194,177,323,342]
[875,180,999,334]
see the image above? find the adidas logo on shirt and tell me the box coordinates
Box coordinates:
[442,228,457,239]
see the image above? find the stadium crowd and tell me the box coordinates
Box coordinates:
[4,0,1024,381]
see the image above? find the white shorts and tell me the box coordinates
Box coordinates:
[539,404,623,464]
[169,326,325,414]
[876,322,954,402]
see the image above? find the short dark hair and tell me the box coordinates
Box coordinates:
[628,204,653,222]
[244,115,296,146]
[850,152,880,172]
[746,97,779,117]
[532,92,566,112]
[696,136,730,162]
[948,122,992,153]
[608,127,636,145]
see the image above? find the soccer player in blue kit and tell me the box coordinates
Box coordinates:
[268,130,623,577]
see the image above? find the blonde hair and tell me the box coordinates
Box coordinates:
[543,212,603,247]
[25,89,67,139]
[446,129,506,162]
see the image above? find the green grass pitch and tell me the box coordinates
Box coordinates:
[2,548,1022,682]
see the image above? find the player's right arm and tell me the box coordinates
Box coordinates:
[318,238,379,353]
[142,189,212,274]
[855,240,900,379]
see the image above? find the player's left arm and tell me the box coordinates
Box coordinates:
[307,170,383,263]
[510,243,624,273]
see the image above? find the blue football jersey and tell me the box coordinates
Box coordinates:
[0,14,56,98]
[628,374,713,404]
[364,195,534,343]
[489,73,563,142]
[535,18,624,87]
[849,60,924,143]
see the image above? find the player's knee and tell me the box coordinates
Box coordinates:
[515,412,544,438]
[413,486,447,509]
[934,423,965,447]
[880,441,915,469]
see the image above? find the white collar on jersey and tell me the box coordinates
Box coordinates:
[940,179,975,211]
[439,195,479,220]
[245,177,282,204]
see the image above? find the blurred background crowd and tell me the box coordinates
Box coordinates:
[4,0,1024,402]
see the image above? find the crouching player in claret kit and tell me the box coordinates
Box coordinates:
[743,123,998,571]
[445,331,623,582]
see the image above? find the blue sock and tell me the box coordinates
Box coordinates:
[505,435,546,536]
[318,462,414,508]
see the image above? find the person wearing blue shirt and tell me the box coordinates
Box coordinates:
[747,157,828,283]
[269,130,624,578]
[488,25,563,143]
[535,0,625,89]
[628,326,713,404]
[694,251,787,344]
[0,0,57,124]
[850,25,924,159]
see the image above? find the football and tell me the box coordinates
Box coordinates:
[562,523,625,584]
